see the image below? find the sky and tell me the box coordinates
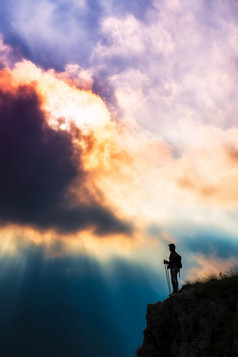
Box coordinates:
[0,0,238,356]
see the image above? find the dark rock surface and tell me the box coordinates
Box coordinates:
[137,279,238,357]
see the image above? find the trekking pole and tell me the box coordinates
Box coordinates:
[164,263,171,295]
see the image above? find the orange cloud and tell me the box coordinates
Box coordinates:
[0,61,133,237]
[1,38,238,274]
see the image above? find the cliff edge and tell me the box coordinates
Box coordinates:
[137,275,238,357]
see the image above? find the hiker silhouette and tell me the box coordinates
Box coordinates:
[163,243,182,296]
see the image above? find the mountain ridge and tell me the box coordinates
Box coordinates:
[137,274,238,357]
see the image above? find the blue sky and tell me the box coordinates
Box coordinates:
[0,0,238,356]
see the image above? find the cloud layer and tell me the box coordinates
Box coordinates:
[1,2,238,356]
[0,0,238,261]
[0,69,132,235]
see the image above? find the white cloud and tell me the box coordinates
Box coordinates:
[89,0,238,139]
[93,13,173,61]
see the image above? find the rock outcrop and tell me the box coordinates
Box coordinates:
[137,277,238,357]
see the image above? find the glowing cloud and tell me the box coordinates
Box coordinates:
[2,2,238,355]
[0,57,132,237]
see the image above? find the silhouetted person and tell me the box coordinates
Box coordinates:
[163,243,181,295]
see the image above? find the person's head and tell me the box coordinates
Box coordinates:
[169,243,176,252]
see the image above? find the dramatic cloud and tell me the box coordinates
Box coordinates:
[0,71,132,235]
[1,1,238,355]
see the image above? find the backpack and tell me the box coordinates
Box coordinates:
[175,253,182,270]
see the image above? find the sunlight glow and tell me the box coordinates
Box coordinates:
[11,60,111,131]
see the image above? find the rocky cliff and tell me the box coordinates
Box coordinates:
[137,276,238,357]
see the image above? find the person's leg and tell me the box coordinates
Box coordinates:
[170,270,175,294]
[173,269,178,293]
[171,268,178,295]
[174,282,178,293]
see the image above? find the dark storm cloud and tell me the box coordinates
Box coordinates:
[0,83,131,234]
